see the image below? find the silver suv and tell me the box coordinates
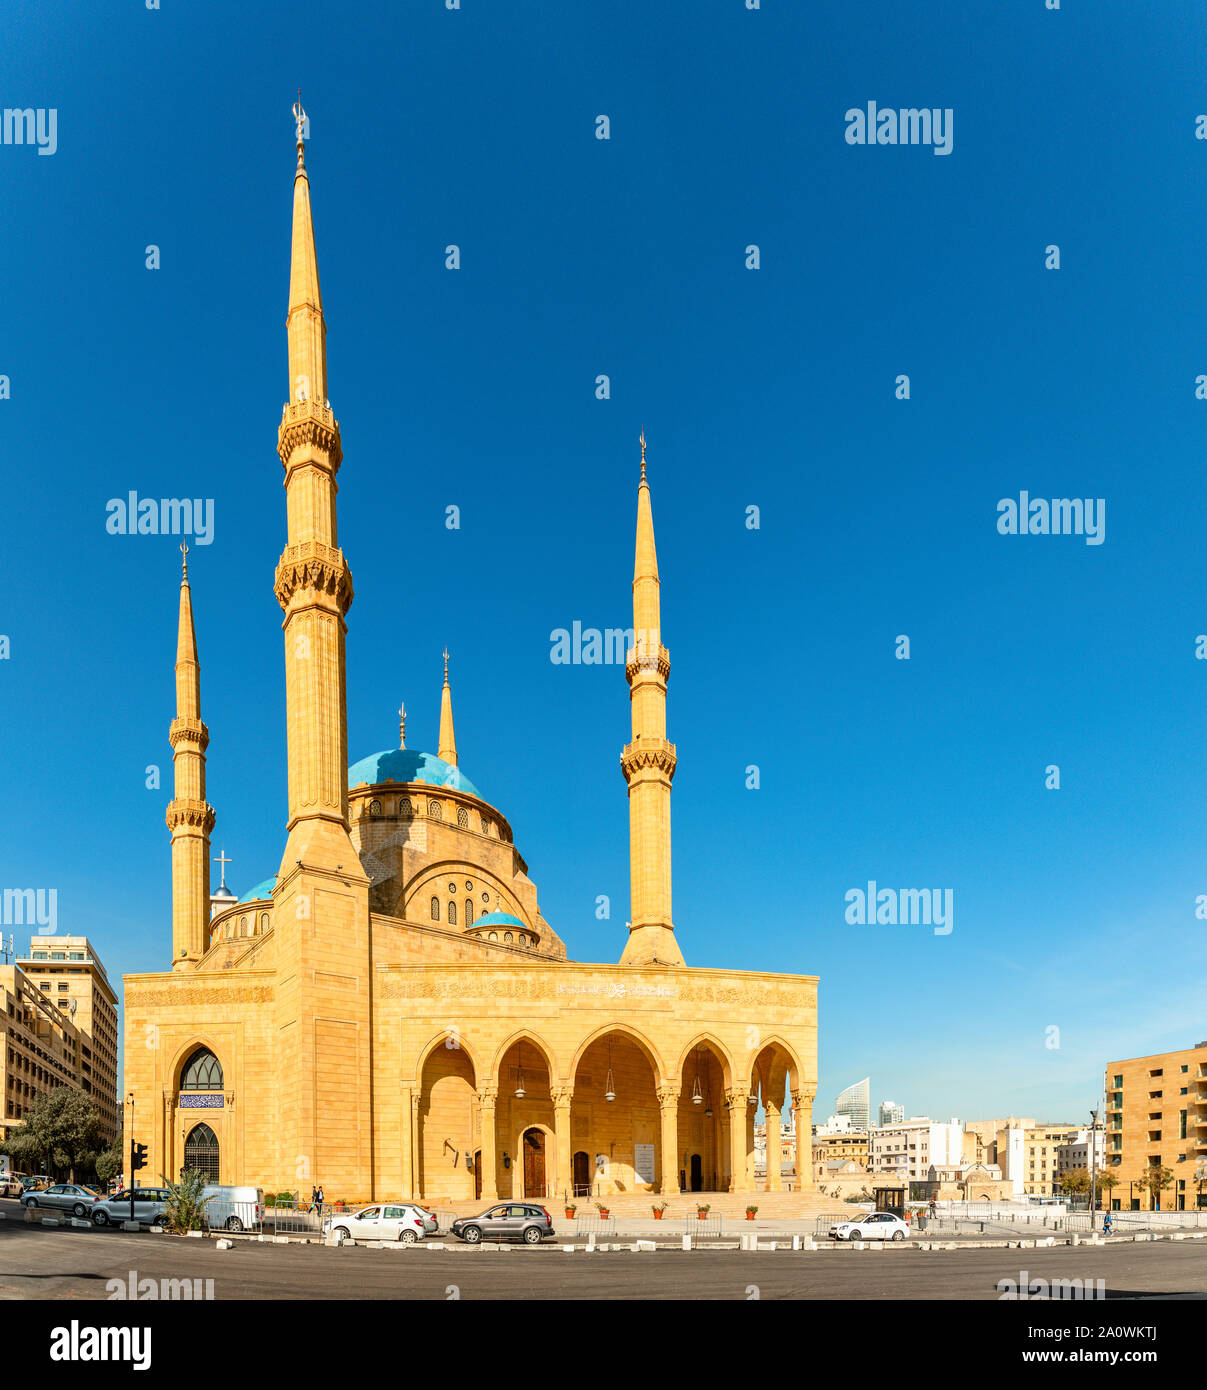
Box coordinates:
[91,1188,172,1227]
[451,1202,555,1244]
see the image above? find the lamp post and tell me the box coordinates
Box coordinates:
[126,1092,135,1225]
[1089,1109,1099,1231]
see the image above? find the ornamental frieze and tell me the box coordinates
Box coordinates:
[126,984,273,1008]
[168,717,209,750]
[165,798,216,833]
[274,540,354,611]
[276,398,343,468]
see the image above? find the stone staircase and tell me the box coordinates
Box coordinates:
[563,1190,836,1221]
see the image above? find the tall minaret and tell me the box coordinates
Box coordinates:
[273,98,360,874]
[620,432,684,966]
[438,647,458,766]
[166,544,215,968]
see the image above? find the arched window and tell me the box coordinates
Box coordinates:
[368,799,382,818]
[180,1047,223,1092]
[260,913,269,932]
[184,1123,220,1183]
[448,900,457,926]
[504,931,513,943]
[457,806,469,828]
[479,815,490,833]
[465,901,473,929]
[399,797,413,818]
[428,800,442,819]
[430,896,440,921]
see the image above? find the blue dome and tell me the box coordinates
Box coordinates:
[347,749,481,800]
[473,912,526,930]
[239,876,277,903]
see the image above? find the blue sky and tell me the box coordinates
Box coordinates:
[1,0,1206,1124]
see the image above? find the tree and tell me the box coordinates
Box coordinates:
[96,1129,124,1186]
[1097,1170,1119,1207]
[1058,1167,1090,1197]
[3,1088,103,1181]
[1141,1164,1173,1211]
[161,1168,213,1234]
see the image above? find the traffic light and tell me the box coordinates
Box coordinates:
[131,1143,148,1173]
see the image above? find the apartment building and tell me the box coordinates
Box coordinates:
[868,1117,962,1181]
[1105,1044,1207,1212]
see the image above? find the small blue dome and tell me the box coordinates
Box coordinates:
[473,912,526,930]
[239,876,277,903]
[347,749,481,800]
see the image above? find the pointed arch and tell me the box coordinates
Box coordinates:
[674,1033,735,1091]
[489,1029,558,1084]
[569,1022,667,1083]
[413,1027,481,1084]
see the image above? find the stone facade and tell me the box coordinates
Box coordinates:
[122,111,819,1206]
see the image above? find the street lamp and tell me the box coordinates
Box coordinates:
[1089,1109,1099,1231]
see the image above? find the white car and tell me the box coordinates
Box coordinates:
[829,1211,910,1242]
[323,1202,436,1244]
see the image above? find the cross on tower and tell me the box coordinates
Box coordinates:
[213,849,232,890]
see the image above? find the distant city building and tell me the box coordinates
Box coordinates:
[995,1122,1081,1198]
[815,1113,854,1135]
[1055,1129,1105,1186]
[879,1100,904,1126]
[868,1117,962,1181]
[836,1077,870,1131]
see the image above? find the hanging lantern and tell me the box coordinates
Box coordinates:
[514,1043,526,1100]
[604,1040,616,1103]
[691,1049,704,1107]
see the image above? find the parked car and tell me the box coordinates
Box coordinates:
[91,1188,172,1227]
[450,1202,555,1245]
[201,1184,264,1233]
[22,1183,103,1218]
[0,1175,23,1198]
[829,1211,910,1242]
[20,1175,51,1193]
[323,1202,436,1244]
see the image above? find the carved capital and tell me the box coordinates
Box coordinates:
[165,798,216,834]
[551,1085,574,1109]
[477,1085,498,1110]
[277,398,342,470]
[168,716,210,751]
[274,539,354,614]
[656,1083,681,1109]
[726,1087,751,1111]
[621,738,678,783]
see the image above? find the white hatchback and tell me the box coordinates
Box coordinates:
[829,1211,910,1242]
[323,1203,434,1244]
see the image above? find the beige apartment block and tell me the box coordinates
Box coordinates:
[1105,1044,1207,1212]
[1,964,103,1148]
[814,1129,870,1169]
[121,114,819,1208]
[16,937,119,1139]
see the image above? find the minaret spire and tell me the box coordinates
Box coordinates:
[166,544,216,968]
[274,99,362,875]
[620,433,684,966]
[398,701,407,751]
[438,647,458,767]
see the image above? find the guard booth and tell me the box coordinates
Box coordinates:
[874,1185,906,1218]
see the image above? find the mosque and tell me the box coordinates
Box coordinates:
[121,110,818,1208]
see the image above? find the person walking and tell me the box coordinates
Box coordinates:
[1103,1211,1113,1236]
[314,1184,324,1220]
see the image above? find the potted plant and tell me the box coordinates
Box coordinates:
[594,1199,611,1220]
[652,1201,667,1220]
[564,1202,577,1219]
[745,1204,758,1220]
[696,1203,710,1220]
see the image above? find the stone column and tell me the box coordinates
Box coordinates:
[399,1084,414,1197]
[765,1099,783,1192]
[727,1087,751,1193]
[478,1086,499,1200]
[793,1087,815,1192]
[408,1089,422,1198]
[553,1086,573,1201]
[657,1084,681,1196]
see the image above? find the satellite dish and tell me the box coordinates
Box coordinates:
[69,999,77,1016]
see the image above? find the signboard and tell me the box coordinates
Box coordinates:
[634,1143,656,1184]
[179,1094,224,1110]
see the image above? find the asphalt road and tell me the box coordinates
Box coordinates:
[3,1209,1207,1299]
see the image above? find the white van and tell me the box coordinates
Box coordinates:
[202,1184,264,1233]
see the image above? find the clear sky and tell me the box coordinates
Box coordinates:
[1,0,1205,1124]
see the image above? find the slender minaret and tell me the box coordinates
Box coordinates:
[620,433,684,966]
[273,98,360,874]
[438,647,458,766]
[166,543,215,968]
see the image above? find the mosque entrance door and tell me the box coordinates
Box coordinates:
[522,1129,546,1198]
[690,1153,703,1192]
[572,1150,590,1197]
[473,1150,482,1201]
[184,1123,220,1183]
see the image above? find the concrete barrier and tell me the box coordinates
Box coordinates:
[121,1221,140,1232]
[216,1238,234,1250]
[635,1240,655,1252]
[70,1218,91,1229]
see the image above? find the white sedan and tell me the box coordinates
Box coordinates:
[829,1211,910,1241]
[322,1203,435,1244]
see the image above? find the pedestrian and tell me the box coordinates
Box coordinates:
[1103,1211,1113,1236]
[315,1184,324,1220]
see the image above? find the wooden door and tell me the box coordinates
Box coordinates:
[572,1150,590,1197]
[690,1153,703,1192]
[523,1129,545,1198]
